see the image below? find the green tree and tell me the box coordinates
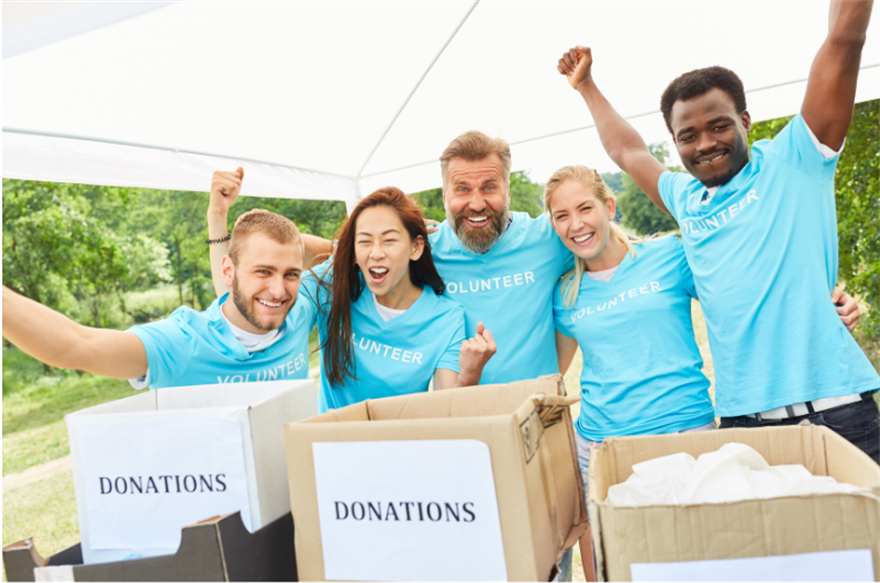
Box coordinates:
[615,143,680,235]
[2,180,165,327]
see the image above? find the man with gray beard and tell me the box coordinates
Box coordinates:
[427,130,574,386]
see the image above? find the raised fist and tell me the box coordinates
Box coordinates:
[209,167,244,214]
[558,45,593,90]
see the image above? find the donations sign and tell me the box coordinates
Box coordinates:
[312,440,507,581]
[76,415,251,552]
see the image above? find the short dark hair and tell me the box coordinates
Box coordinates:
[660,66,747,134]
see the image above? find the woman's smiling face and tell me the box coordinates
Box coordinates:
[549,180,616,262]
[354,205,424,300]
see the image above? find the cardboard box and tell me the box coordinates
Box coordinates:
[65,379,317,564]
[588,425,880,581]
[2,511,297,582]
[285,375,588,582]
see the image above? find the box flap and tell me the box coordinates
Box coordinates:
[65,391,158,421]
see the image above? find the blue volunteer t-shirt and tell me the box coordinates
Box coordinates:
[554,236,715,441]
[429,212,574,384]
[658,113,879,416]
[127,292,314,389]
[301,261,466,412]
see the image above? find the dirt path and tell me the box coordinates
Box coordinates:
[3,455,72,494]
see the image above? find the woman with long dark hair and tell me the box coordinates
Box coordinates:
[207,170,495,411]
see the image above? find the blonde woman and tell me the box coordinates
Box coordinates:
[546,165,715,579]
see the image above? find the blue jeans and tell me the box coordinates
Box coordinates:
[719,392,879,464]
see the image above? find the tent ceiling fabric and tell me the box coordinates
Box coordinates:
[3,1,879,203]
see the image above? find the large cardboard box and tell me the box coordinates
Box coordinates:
[285,375,588,582]
[588,425,880,581]
[3,511,297,582]
[65,379,317,564]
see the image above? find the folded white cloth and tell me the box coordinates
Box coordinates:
[607,443,859,507]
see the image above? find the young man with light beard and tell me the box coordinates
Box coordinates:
[557,0,878,462]
[2,211,314,389]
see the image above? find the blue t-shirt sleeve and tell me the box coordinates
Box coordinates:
[127,311,195,388]
[668,235,697,299]
[552,277,576,338]
[657,170,693,221]
[298,258,338,328]
[536,213,576,274]
[766,113,840,179]
[435,305,466,373]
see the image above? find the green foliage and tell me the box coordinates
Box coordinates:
[412,170,546,221]
[834,101,879,312]
[509,171,544,217]
[231,197,347,239]
[748,100,880,363]
[601,172,624,195]
[615,144,681,235]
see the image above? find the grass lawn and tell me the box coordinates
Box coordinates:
[3,471,80,561]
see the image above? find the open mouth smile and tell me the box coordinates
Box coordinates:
[464,215,490,227]
[572,232,594,246]
[368,267,389,284]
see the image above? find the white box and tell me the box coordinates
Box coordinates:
[65,379,317,564]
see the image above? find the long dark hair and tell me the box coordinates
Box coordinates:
[321,187,445,388]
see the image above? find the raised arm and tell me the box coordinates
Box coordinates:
[2,286,147,379]
[802,0,874,149]
[207,168,335,299]
[206,168,243,297]
[558,46,670,214]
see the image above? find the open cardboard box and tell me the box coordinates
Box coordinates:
[285,375,588,582]
[2,511,296,582]
[65,379,317,564]
[588,425,880,581]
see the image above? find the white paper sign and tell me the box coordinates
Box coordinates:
[312,439,507,581]
[79,416,251,551]
[631,549,875,581]
[34,565,75,582]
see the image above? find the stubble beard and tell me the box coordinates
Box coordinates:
[446,205,510,255]
[231,276,283,332]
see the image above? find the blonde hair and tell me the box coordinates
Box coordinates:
[440,130,512,189]
[543,165,638,308]
[228,210,303,265]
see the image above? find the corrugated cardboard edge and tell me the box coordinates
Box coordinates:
[589,425,880,582]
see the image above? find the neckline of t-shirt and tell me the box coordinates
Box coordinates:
[217,295,285,354]
[688,159,754,212]
[581,248,634,286]
[366,285,427,328]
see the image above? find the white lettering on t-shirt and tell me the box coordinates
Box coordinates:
[216,352,308,383]
[568,282,664,324]
[351,333,423,365]
[680,190,760,237]
[446,271,535,294]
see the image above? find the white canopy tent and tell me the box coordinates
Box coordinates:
[4,1,879,209]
